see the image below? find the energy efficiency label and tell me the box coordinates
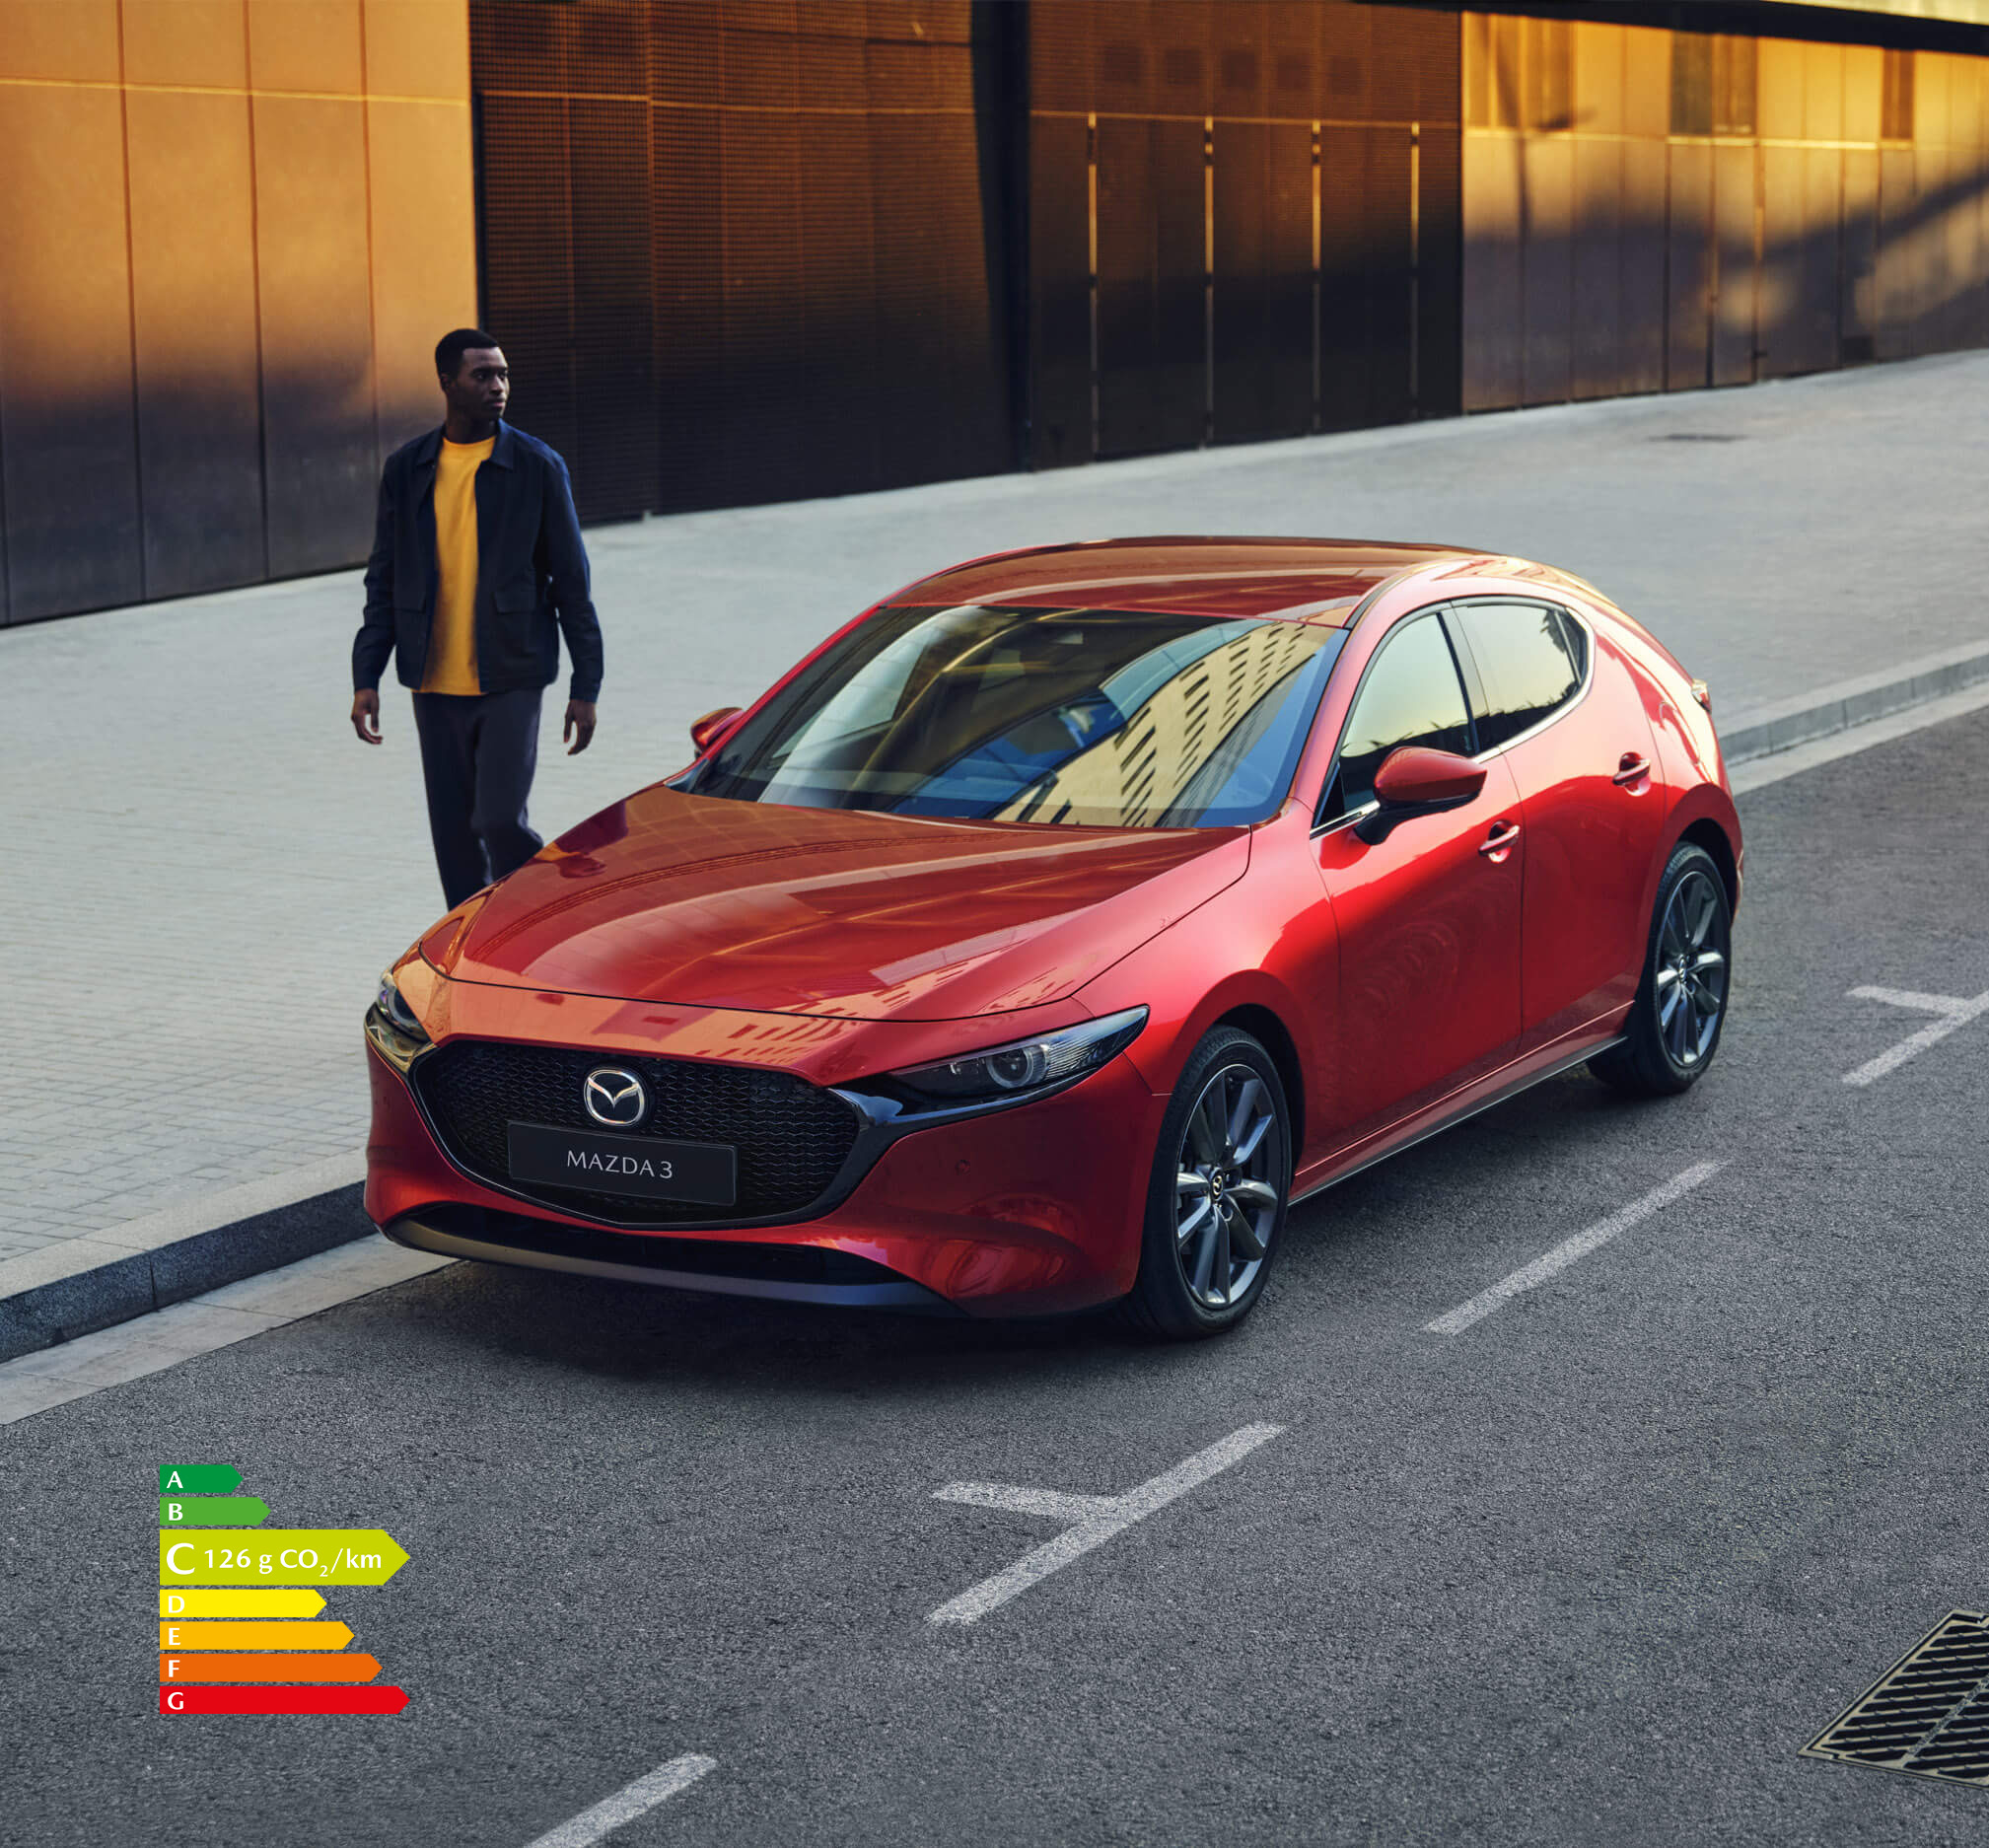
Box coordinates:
[158,1465,411,1715]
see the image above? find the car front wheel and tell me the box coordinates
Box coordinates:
[1122,1027,1292,1339]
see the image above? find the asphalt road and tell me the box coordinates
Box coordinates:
[6,709,1989,1848]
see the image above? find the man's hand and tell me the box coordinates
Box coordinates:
[351,688,382,745]
[564,700,598,755]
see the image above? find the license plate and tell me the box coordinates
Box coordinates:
[506,1122,738,1206]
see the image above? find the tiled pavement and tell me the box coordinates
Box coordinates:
[5,351,1989,1265]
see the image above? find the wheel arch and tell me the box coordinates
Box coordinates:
[1212,1002,1307,1164]
[1676,816,1740,917]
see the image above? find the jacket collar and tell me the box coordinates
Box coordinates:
[412,420,517,470]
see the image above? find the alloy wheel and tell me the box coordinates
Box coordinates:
[1653,868,1729,1068]
[1172,1063,1284,1310]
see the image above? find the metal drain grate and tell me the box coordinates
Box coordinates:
[1803,1610,1989,1789]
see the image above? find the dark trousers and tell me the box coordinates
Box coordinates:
[411,687,545,909]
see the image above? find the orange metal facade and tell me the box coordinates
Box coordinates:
[0,0,476,621]
[1462,15,1989,407]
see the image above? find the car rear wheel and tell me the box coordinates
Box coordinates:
[1590,841,1733,1098]
[1121,1028,1292,1340]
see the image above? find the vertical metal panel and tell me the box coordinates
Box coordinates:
[1711,143,1757,386]
[1029,112,1093,468]
[571,100,658,519]
[720,108,810,501]
[120,0,248,85]
[362,0,470,101]
[1417,116,1465,419]
[799,107,883,497]
[1758,36,1804,143]
[367,96,480,459]
[1623,27,1669,140]
[1844,44,1883,144]
[1805,41,1845,143]
[0,0,120,79]
[252,96,379,575]
[1097,117,1204,457]
[653,94,723,508]
[124,89,266,597]
[476,94,579,468]
[1760,146,1812,377]
[1571,135,1622,399]
[1212,120,1312,442]
[1875,147,1921,359]
[1461,131,1522,409]
[1841,148,1881,362]
[1521,136,1572,404]
[245,0,365,94]
[0,83,142,619]
[1618,137,1669,394]
[1666,142,1714,390]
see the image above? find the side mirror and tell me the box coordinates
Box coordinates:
[689,706,743,754]
[1354,746,1486,845]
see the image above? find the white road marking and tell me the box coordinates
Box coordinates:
[927,1423,1284,1626]
[0,1239,453,1426]
[1842,985,1989,1087]
[1424,1161,1726,1336]
[520,1755,717,1848]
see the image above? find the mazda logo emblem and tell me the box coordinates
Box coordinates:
[584,1066,648,1128]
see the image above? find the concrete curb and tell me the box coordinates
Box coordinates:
[0,1158,371,1364]
[1720,640,1989,762]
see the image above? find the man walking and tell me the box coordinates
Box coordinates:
[350,328,604,909]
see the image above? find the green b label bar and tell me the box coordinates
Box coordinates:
[159,1528,410,1586]
[158,1496,269,1527]
[159,1465,242,1495]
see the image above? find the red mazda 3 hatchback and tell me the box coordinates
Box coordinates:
[365,538,1740,1338]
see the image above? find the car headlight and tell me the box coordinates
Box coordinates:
[365,970,432,1072]
[882,1007,1148,1109]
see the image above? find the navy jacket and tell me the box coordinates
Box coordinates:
[353,421,604,703]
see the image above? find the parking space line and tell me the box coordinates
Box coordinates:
[927,1423,1284,1627]
[1842,985,1989,1087]
[1424,1161,1726,1336]
[520,1754,717,1848]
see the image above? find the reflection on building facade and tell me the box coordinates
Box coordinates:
[996,619,1330,827]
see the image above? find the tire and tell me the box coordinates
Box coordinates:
[1590,842,1733,1098]
[1121,1028,1293,1340]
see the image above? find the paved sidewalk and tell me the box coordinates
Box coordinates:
[4,351,1988,1276]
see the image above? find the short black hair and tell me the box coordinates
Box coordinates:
[436,327,501,381]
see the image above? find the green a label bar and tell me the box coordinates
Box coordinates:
[159,1466,242,1495]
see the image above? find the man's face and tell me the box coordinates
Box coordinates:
[444,346,510,422]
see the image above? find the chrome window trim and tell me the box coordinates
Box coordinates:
[1450,596,1596,766]
[1309,603,1475,837]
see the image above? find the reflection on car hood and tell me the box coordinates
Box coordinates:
[428,787,1249,1021]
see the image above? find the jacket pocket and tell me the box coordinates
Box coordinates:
[492,583,536,613]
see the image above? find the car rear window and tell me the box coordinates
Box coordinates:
[1454,602,1588,750]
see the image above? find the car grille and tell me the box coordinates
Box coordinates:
[413,1039,864,1225]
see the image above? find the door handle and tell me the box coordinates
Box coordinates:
[1478,820,1521,858]
[1612,752,1653,785]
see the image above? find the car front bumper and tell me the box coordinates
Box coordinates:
[364,1033,1165,1318]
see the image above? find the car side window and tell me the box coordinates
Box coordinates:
[1318,611,1473,824]
[1454,602,1587,751]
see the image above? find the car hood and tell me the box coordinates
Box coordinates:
[426,787,1249,1021]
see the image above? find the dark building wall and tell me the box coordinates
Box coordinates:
[469,0,1016,521]
[0,0,479,626]
[1027,1,1463,467]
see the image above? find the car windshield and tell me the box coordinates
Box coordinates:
[677,604,1346,827]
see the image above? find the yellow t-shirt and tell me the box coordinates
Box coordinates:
[421,436,495,695]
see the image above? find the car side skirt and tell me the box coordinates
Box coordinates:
[1294,1028,1628,1203]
